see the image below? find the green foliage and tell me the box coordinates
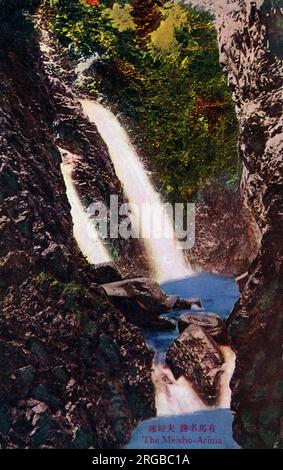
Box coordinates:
[151,3,187,50]
[46,0,239,202]
[105,2,135,32]
[44,0,119,57]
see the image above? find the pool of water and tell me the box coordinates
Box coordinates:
[144,273,239,362]
[162,273,239,316]
[126,273,240,449]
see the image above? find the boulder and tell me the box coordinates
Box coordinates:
[166,325,224,404]
[164,295,179,310]
[102,277,170,328]
[178,313,227,344]
[88,261,122,284]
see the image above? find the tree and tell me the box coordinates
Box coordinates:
[131,0,163,38]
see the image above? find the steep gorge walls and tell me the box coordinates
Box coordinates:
[43,0,258,277]
[0,9,154,448]
[191,0,283,448]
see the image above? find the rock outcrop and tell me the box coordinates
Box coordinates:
[188,184,261,276]
[178,313,228,344]
[102,278,184,328]
[0,9,155,448]
[166,325,225,404]
[102,278,170,327]
[192,0,283,448]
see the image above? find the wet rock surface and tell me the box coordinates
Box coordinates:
[166,325,224,404]
[178,313,228,344]
[149,317,176,331]
[163,295,202,311]
[176,297,203,310]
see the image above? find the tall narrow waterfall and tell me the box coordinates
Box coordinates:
[80,100,192,282]
[59,148,110,265]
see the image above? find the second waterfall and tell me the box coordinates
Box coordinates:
[80,99,192,282]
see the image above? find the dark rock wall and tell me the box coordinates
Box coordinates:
[188,184,261,276]
[192,0,283,448]
[0,11,155,448]
[0,0,40,18]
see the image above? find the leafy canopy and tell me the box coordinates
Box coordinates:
[45,0,239,202]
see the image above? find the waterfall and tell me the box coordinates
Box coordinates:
[59,148,110,265]
[80,99,192,282]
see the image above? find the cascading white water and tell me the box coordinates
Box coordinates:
[59,148,110,265]
[152,346,235,416]
[80,99,192,282]
[152,363,208,416]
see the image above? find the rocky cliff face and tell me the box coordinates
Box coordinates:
[0,9,155,448]
[192,0,283,448]
[189,183,261,276]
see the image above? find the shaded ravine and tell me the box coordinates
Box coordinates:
[191,0,283,448]
[37,16,239,448]
[126,274,240,449]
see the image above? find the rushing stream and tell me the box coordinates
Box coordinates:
[126,273,240,449]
